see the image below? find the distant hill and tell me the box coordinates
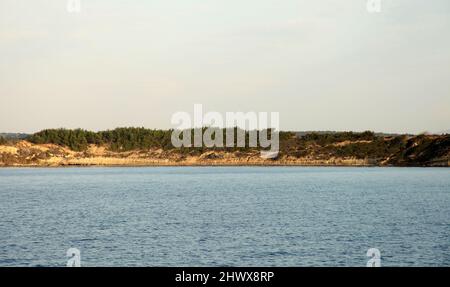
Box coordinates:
[0,133,30,140]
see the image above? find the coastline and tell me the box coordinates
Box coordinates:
[1,156,447,168]
[0,156,376,168]
[1,164,447,168]
[1,139,448,168]
[0,162,377,168]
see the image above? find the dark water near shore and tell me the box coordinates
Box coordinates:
[0,167,449,266]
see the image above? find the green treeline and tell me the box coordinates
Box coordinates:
[27,127,281,152]
[300,131,376,144]
[28,128,173,151]
[0,136,6,145]
[25,128,419,161]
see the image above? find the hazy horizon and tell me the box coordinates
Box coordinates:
[1,128,448,136]
[1,0,449,134]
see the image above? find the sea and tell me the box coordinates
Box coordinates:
[0,167,449,266]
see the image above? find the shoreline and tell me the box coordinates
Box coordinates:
[1,163,447,168]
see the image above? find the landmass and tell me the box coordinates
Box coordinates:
[0,128,449,167]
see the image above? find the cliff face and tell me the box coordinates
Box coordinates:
[0,134,448,167]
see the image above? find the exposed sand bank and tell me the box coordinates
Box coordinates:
[0,141,372,167]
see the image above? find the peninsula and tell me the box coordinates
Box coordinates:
[0,128,448,167]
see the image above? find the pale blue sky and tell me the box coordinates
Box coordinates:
[1,0,449,133]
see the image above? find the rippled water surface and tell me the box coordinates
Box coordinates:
[0,167,449,266]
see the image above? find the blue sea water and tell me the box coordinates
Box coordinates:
[0,167,449,267]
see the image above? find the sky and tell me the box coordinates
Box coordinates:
[0,0,449,134]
